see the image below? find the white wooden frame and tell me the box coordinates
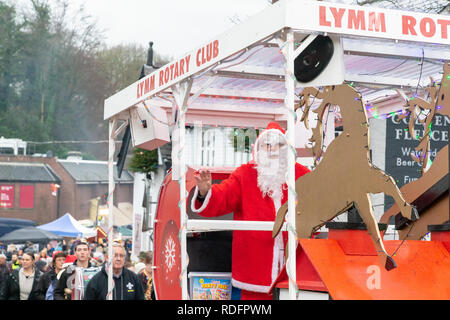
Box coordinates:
[105,0,449,300]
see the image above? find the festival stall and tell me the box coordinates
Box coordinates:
[37,213,96,238]
[103,0,449,300]
[0,217,35,237]
[0,226,61,244]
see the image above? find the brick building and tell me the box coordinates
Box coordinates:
[0,155,134,225]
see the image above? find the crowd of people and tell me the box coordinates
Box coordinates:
[0,239,154,300]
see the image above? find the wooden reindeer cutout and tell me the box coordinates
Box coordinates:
[273,83,418,271]
[397,81,439,173]
[397,62,450,173]
[436,62,450,119]
[381,62,450,238]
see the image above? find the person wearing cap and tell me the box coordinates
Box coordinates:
[35,251,67,300]
[134,262,146,275]
[137,252,154,300]
[192,121,310,300]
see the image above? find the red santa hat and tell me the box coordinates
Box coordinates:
[64,254,77,264]
[264,121,286,134]
[252,121,287,162]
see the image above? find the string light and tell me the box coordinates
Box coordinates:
[364,103,406,120]
[198,93,284,104]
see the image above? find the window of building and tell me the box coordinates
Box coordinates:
[19,185,34,209]
[0,147,14,155]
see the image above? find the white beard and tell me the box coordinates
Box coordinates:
[255,147,288,201]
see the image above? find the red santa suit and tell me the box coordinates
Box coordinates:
[191,122,310,298]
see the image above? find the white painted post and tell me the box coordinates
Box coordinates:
[107,118,117,301]
[179,99,188,300]
[286,29,297,300]
[173,80,193,300]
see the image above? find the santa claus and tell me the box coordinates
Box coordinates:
[191,122,310,300]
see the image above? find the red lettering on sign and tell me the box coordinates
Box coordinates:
[319,6,331,27]
[330,7,345,28]
[174,61,179,78]
[213,40,219,58]
[170,64,175,81]
[185,55,190,73]
[140,82,144,97]
[420,17,436,38]
[159,69,165,86]
[144,78,150,94]
[402,15,447,38]
[368,12,386,32]
[164,67,170,83]
[138,55,191,93]
[206,43,212,61]
[144,78,150,95]
[179,58,185,75]
[437,19,450,39]
[402,15,417,36]
[196,48,201,67]
[150,75,155,92]
[320,6,385,33]
[348,9,365,30]
[195,41,218,68]
[202,47,206,65]
[143,75,155,95]
[136,81,145,99]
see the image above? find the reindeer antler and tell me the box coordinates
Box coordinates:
[295,87,325,130]
[296,86,335,165]
[398,78,438,174]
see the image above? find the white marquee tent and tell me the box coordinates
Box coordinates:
[38,213,96,238]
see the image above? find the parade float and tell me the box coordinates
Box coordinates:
[103,0,450,300]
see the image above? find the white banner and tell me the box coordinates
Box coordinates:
[287,0,449,45]
[104,0,449,120]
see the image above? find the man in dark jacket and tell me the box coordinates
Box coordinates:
[84,244,145,300]
[0,254,10,298]
[54,241,92,300]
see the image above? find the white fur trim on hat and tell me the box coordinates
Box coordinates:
[232,278,271,293]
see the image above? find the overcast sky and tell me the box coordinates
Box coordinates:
[68,0,273,59]
[10,0,366,59]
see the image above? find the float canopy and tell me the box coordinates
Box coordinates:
[103,0,449,301]
[104,0,449,126]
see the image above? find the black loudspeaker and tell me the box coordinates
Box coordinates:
[294,35,334,83]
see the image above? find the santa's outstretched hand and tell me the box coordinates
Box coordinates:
[194,169,212,197]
